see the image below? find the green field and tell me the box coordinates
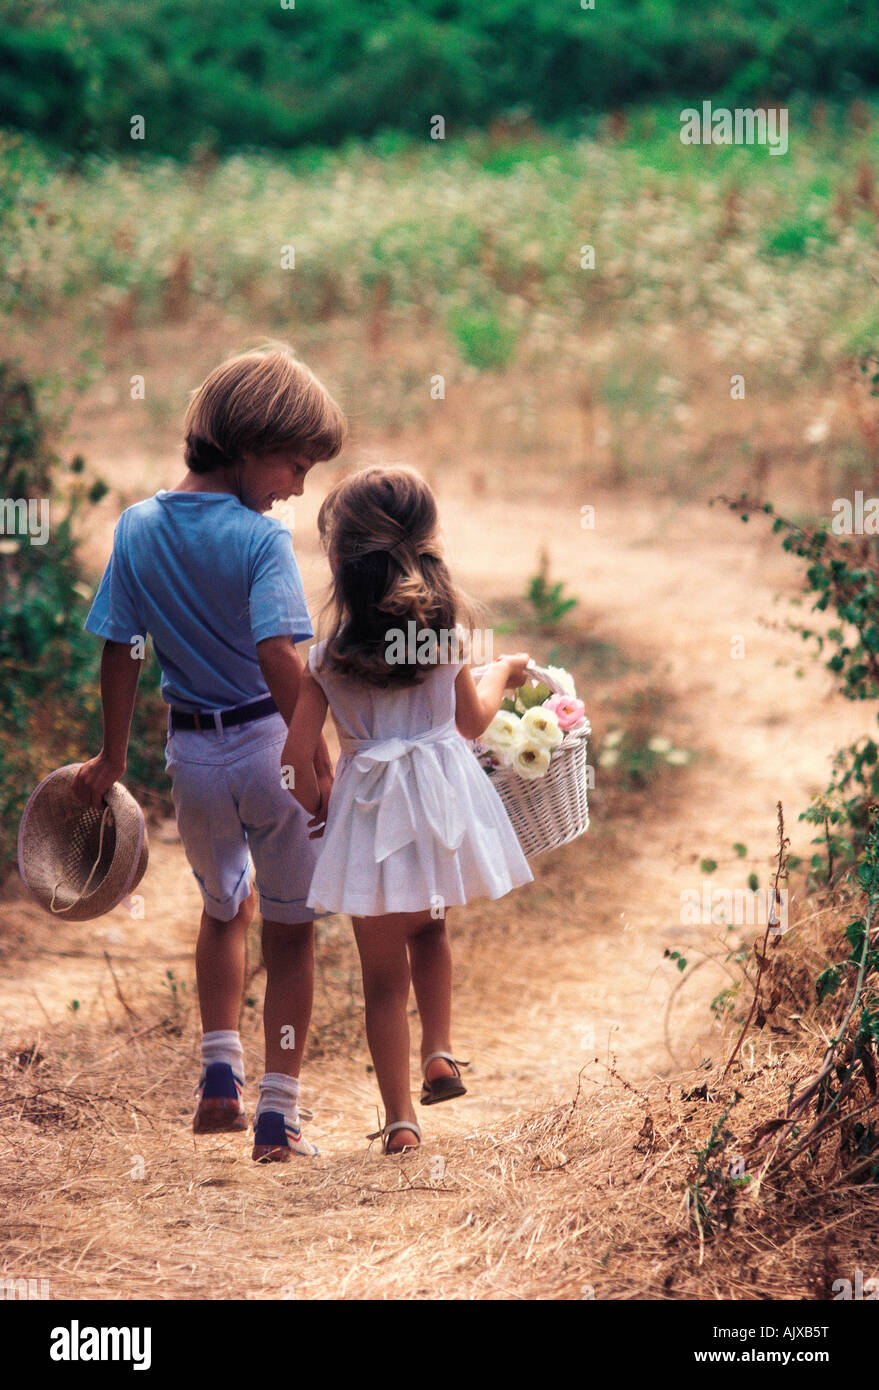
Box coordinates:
[4,105,879,452]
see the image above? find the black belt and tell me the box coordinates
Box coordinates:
[170,696,279,732]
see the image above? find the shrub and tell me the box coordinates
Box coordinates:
[720,491,879,885]
[447,306,518,370]
[3,1,879,157]
[0,364,169,883]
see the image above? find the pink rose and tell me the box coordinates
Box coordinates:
[545,693,586,730]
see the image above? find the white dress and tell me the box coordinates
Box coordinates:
[305,640,533,916]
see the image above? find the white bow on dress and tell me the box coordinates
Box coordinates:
[338,717,467,863]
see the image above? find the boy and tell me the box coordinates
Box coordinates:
[73,345,344,1161]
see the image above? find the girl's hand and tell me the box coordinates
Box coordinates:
[455,654,531,739]
[499,652,531,690]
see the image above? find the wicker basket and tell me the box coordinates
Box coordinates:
[472,662,591,859]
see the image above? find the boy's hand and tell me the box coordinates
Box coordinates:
[72,753,126,809]
[499,652,531,690]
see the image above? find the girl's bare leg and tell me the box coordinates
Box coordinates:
[353,913,420,1152]
[408,914,456,1080]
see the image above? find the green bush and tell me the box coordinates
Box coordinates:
[0,364,169,883]
[763,216,833,258]
[1,0,879,157]
[447,306,518,370]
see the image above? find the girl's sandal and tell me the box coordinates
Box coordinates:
[420,1051,469,1106]
[367,1120,422,1154]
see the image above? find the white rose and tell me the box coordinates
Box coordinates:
[519,705,563,749]
[544,665,576,697]
[481,711,521,763]
[511,738,551,780]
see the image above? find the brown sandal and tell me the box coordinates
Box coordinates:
[420,1052,469,1106]
[367,1120,422,1154]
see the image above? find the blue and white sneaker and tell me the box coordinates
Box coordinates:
[251,1110,319,1162]
[193,1062,247,1134]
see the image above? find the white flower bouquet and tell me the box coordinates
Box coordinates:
[470,662,591,858]
[473,664,589,781]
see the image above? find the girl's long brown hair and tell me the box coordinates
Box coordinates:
[316,466,477,687]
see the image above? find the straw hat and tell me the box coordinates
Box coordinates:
[17,765,149,921]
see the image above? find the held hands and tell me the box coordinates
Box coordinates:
[307,769,334,840]
[498,652,531,691]
[71,752,126,810]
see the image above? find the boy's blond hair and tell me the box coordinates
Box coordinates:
[184,345,346,473]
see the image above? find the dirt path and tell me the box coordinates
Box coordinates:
[1,473,866,1298]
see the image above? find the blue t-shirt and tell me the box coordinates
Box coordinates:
[85,490,313,710]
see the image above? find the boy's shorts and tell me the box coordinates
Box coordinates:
[165,710,318,924]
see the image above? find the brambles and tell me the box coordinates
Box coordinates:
[720,491,879,883]
[741,822,879,1188]
[685,1103,742,1250]
[721,804,789,1081]
[679,819,879,1243]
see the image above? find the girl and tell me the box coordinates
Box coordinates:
[282,466,533,1153]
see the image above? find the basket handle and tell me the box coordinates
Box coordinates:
[470,660,569,696]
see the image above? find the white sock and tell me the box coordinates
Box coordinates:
[255,1072,300,1126]
[201,1030,245,1084]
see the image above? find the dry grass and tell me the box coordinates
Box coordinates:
[2,881,878,1302]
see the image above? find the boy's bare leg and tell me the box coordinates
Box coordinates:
[261,919,314,1077]
[193,888,254,1133]
[195,887,255,1031]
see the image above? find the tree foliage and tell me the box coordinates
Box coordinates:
[1,0,878,157]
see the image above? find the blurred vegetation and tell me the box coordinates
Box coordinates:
[0,362,170,881]
[0,0,878,157]
[3,105,879,499]
[525,551,579,632]
[3,108,879,400]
